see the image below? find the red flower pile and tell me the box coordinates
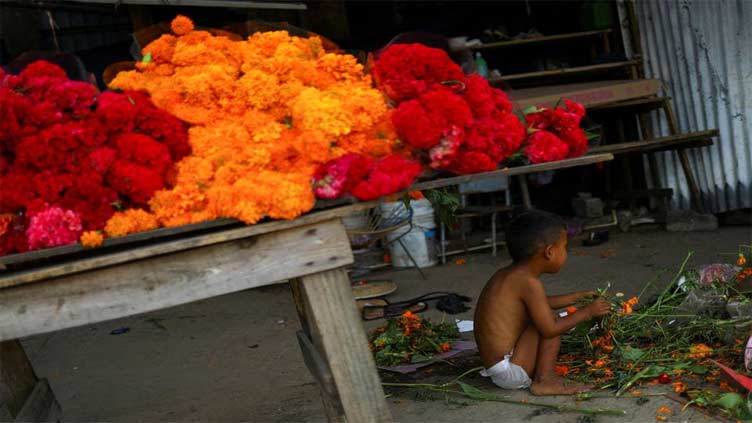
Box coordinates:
[373,44,526,175]
[0,61,189,254]
[313,154,421,201]
[523,99,589,163]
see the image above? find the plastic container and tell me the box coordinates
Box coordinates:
[380,199,437,268]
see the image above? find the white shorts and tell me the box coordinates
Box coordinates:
[480,351,532,390]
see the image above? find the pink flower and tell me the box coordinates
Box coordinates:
[26,205,83,250]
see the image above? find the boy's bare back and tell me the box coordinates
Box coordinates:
[474,265,535,368]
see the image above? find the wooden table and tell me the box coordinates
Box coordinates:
[0,154,613,422]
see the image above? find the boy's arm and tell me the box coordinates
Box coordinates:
[523,279,609,339]
[547,291,597,309]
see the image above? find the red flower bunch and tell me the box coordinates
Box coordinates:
[313,154,421,201]
[524,99,588,160]
[524,130,570,164]
[374,44,526,175]
[372,43,465,102]
[0,61,189,255]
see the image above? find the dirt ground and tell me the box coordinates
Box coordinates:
[21,225,752,422]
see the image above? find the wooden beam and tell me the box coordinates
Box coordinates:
[0,202,374,288]
[410,154,614,192]
[587,130,718,155]
[294,269,392,422]
[588,96,669,112]
[471,29,611,50]
[0,219,352,341]
[489,61,640,83]
[0,340,38,418]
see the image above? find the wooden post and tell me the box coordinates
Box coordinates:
[662,99,704,212]
[292,268,392,423]
[0,340,60,422]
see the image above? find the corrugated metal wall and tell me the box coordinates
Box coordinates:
[635,0,751,212]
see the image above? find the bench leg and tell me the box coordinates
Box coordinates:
[291,268,392,423]
[0,340,61,422]
[518,176,532,209]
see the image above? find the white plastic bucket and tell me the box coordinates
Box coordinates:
[380,199,437,268]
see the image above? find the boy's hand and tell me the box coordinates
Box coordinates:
[585,299,611,318]
[577,291,598,301]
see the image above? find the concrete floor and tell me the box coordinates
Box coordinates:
[21,226,752,422]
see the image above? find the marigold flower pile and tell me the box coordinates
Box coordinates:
[0,61,189,254]
[109,16,407,229]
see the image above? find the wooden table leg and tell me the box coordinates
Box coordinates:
[1,340,61,422]
[291,268,392,423]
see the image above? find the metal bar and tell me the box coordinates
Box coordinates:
[65,0,307,10]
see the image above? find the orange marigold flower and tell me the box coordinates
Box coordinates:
[455,258,467,265]
[655,415,667,421]
[171,15,194,36]
[737,255,747,266]
[602,344,615,353]
[719,381,737,392]
[657,406,672,415]
[80,231,104,248]
[687,343,713,359]
[673,381,687,394]
[566,306,578,314]
[105,209,159,237]
[554,365,569,376]
[594,360,607,368]
[441,342,451,352]
[603,368,614,378]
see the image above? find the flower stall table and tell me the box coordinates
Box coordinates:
[0,153,613,423]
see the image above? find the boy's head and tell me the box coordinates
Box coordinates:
[506,210,568,272]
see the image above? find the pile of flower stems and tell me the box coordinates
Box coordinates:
[560,253,752,391]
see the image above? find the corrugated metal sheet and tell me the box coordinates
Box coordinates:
[635,0,751,212]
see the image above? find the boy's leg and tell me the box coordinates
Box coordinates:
[509,324,539,376]
[529,334,592,395]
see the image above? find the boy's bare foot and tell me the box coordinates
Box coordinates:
[530,377,592,396]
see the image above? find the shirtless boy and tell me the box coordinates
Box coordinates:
[474,210,611,395]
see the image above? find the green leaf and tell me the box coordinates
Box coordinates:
[620,346,645,361]
[687,364,709,375]
[522,105,540,115]
[142,52,152,64]
[457,382,496,401]
[715,393,744,411]
[410,353,432,364]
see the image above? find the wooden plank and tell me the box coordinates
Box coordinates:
[296,268,392,422]
[0,196,365,269]
[588,96,669,112]
[295,331,343,421]
[507,79,663,110]
[662,99,705,212]
[471,29,611,50]
[588,130,718,155]
[14,379,61,422]
[0,340,37,419]
[0,219,353,341]
[490,61,639,83]
[0,218,239,269]
[0,203,374,288]
[410,154,614,192]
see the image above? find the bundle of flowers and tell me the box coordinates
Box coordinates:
[372,44,527,175]
[369,310,460,366]
[0,62,189,255]
[312,153,421,201]
[523,100,589,163]
[108,16,414,231]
